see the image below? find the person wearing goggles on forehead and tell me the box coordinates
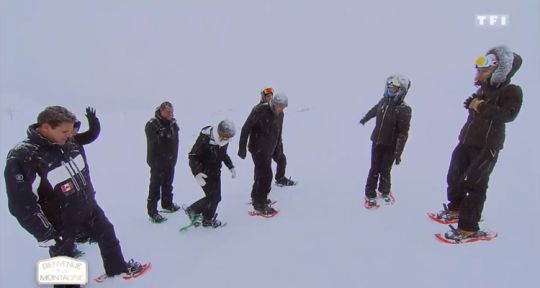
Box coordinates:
[239,92,289,216]
[184,120,236,228]
[259,87,274,104]
[434,46,523,242]
[359,74,412,209]
[254,87,297,187]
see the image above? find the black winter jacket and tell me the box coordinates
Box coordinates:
[239,103,284,156]
[4,125,98,242]
[188,126,234,176]
[145,111,179,169]
[458,53,523,150]
[360,97,412,158]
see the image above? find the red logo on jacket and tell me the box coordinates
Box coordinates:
[61,181,74,193]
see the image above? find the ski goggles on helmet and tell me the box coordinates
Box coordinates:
[475,54,497,68]
[262,87,274,96]
[386,77,401,88]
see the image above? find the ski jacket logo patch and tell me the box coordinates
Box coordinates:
[61,181,74,194]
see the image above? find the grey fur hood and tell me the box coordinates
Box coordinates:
[384,74,411,103]
[486,46,522,87]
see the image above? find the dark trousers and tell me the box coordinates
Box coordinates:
[446,143,499,231]
[50,204,127,277]
[189,172,221,221]
[251,153,273,206]
[272,144,287,180]
[365,143,395,198]
[147,167,175,215]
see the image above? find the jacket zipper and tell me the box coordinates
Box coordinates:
[376,102,389,144]
[462,121,471,145]
[60,149,84,191]
[484,120,493,145]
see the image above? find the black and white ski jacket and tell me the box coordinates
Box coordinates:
[4,124,97,242]
[189,126,234,176]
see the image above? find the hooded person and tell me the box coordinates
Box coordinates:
[145,101,180,223]
[434,46,523,242]
[185,120,236,227]
[359,74,413,208]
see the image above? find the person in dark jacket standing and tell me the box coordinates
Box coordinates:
[238,93,288,216]
[4,106,143,287]
[185,120,236,227]
[436,46,523,241]
[255,87,296,187]
[359,74,412,208]
[145,101,180,223]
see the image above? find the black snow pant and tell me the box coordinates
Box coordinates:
[50,203,127,278]
[446,143,499,232]
[272,143,287,181]
[365,143,395,198]
[147,167,175,215]
[251,153,273,206]
[188,171,222,221]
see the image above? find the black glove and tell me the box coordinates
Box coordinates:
[463,94,476,109]
[85,107,97,121]
[359,118,367,125]
[238,148,246,160]
[394,154,402,165]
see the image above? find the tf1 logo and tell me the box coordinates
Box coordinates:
[475,15,509,27]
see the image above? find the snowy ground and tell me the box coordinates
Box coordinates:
[1,1,539,287]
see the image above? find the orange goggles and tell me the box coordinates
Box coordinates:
[262,87,274,96]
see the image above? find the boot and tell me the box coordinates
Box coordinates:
[149,212,167,223]
[253,203,277,216]
[162,202,181,213]
[202,214,223,228]
[275,177,297,187]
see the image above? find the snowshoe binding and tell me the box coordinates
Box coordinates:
[275,177,297,187]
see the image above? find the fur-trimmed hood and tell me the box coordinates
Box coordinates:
[486,46,522,87]
[384,74,411,103]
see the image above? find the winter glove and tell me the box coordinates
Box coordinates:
[463,94,476,109]
[359,118,367,125]
[230,168,236,179]
[39,238,58,248]
[468,98,484,112]
[464,96,473,109]
[238,148,246,160]
[85,107,97,121]
[38,229,60,248]
[394,154,402,165]
[195,173,207,187]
